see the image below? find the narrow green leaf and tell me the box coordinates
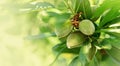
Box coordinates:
[107,46,120,63]
[88,45,97,60]
[91,2,110,21]
[87,56,100,66]
[99,8,120,27]
[52,42,66,52]
[52,43,80,54]
[104,17,120,28]
[64,0,75,14]
[79,42,91,66]
[95,51,102,63]
[105,32,120,38]
[50,46,66,66]
[74,0,92,19]
[99,28,120,35]
[91,0,120,21]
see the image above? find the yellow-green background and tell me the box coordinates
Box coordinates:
[0,0,57,66]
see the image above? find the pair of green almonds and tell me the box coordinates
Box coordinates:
[67,19,95,49]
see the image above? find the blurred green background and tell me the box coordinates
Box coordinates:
[0,0,58,66]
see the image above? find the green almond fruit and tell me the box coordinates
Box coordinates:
[79,19,95,35]
[55,20,73,38]
[67,31,86,49]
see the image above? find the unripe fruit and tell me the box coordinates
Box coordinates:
[67,31,86,49]
[55,20,73,38]
[79,19,95,35]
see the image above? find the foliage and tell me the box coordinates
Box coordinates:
[21,0,120,66]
